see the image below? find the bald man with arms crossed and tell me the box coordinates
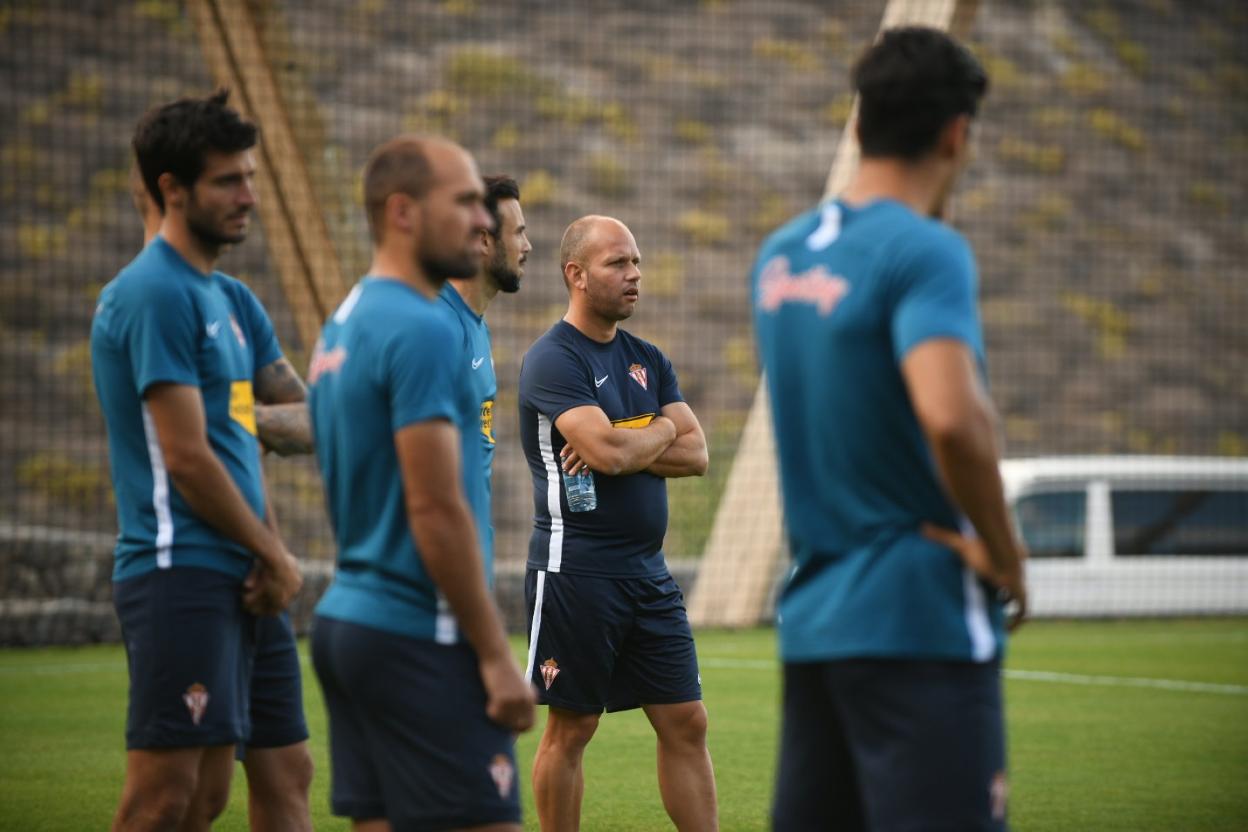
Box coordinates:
[519,216,718,832]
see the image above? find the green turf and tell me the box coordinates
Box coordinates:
[1,620,1245,830]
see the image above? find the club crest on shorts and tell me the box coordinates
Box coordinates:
[628,363,648,390]
[540,658,561,690]
[183,683,209,726]
[990,771,1009,821]
[488,753,515,798]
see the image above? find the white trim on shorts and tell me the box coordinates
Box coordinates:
[524,570,547,681]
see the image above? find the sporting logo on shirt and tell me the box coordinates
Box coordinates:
[481,399,495,444]
[472,356,486,369]
[540,658,561,690]
[611,413,655,430]
[229,380,258,436]
[183,682,209,726]
[229,314,247,348]
[205,321,222,339]
[628,363,648,390]
[594,374,609,388]
[307,341,348,385]
[757,255,850,317]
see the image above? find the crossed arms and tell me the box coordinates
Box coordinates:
[555,400,708,479]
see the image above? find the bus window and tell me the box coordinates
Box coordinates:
[1014,491,1085,558]
[1112,490,1248,556]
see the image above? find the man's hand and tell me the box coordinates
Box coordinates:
[478,654,537,733]
[242,547,303,615]
[922,523,1028,631]
[560,443,588,475]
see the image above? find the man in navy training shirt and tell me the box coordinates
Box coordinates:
[752,27,1029,831]
[93,90,303,830]
[519,215,718,831]
[440,174,532,567]
[308,135,535,831]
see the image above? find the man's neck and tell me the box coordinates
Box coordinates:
[158,217,219,275]
[563,304,617,343]
[447,274,495,317]
[368,247,441,299]
[840,158,947,219]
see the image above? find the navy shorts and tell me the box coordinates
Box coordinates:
[772,658,1008,832]
[311,616,521,828]
[113,566,254,749]
[524,568,701,713]
[237,611,309,758]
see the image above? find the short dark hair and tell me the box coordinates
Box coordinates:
[363,135,437,243]
[852,27,988,161]
[483,175,520,238]
[131,89,258,211]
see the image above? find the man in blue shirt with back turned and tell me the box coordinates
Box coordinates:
[753,28,1029,831]
[308,135,535,831]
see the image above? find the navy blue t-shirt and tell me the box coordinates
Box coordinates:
[753,199,1005,663]
[519,321,683,578]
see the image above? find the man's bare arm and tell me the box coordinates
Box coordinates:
[144,383,301,612]
[901,339,1028,627]
[254,356,307,403]
[645,401,708,478]
[255,403,313,456]
[555,405,676,476]
[395,420,535,733]
[253,357,313,455]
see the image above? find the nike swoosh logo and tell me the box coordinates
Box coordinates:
[594,375,608,387]
[472,357,485,369]
[206,321,222,338]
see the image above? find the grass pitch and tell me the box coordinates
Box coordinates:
[1,619,1245,830]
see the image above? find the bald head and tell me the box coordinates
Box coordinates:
[559,215,633,271]
[364,134,468,243]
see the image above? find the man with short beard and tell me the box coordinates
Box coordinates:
[92,90,303,830]
[440,175,532,565]
[519,216,718,832]
[308,135,535,831]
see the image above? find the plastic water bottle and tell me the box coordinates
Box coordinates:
[562,469,597,512]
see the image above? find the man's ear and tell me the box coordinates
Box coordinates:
[564,262,584,291]
[157,171,184,211]
[479,227,494,259]
[386,192,416,237]
[939,114,971,161]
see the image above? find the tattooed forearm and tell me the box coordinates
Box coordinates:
[256,402,314,456]
[255,357,309,405]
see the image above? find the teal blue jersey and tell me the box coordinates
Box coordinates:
[752,199,1005,663]
[439,283,497,566]
[309,278,489,642]
[90,237,281,581]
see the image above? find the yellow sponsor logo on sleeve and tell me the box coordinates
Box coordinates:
[229,380,258,436]
[611,413,655,430]
[481,399,495,444]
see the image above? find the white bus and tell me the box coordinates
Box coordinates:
[1002,456,1248,617]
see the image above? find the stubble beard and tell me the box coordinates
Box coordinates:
[487,245,521,294]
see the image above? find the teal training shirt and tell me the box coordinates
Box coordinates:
[752,199,1005,663]
[91,237,281,581]
[310,278,488,642]
[439,282,497,569]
